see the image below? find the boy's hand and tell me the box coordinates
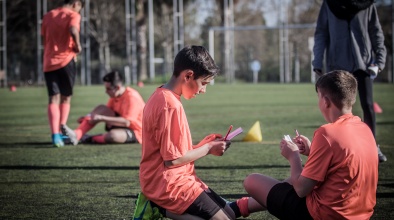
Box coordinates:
[208,140,231,156]
[195,133,222,148]
[280,139,300,161]
[293,135,311,156]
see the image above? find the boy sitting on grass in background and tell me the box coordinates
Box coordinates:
[62,71,145,145]
[238,70,379,219]
[134,45,258,220]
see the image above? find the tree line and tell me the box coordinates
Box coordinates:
[3,0,393,85]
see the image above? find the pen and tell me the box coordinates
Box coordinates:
[224,125,233,140]
[295,129,300,137]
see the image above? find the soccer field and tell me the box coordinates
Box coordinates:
[0,83,393,219]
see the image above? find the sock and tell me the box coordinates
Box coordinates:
[60,103,70,125]
[48,104,60,134]
[75,120,94,140]
[236,197,250,217]
[92,135,106,144]
[229,201,241,218]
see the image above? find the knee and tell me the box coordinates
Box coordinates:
[243,173,259,191]
[106,131,124,143]
[93,105,115,116]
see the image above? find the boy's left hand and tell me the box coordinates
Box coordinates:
[280,139,300,161]
[195,133,222,148]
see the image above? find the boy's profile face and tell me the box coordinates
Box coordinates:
[104,82,119,98]
[183,71,213,100]
[72,1,83,13]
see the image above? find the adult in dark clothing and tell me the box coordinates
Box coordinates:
[312,0,387,162]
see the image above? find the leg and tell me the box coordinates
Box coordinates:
[45,71,64,147]
[353,70,386,162]
[48,94,61,134]
[90,104,116,121]
[58,59,76,126]
[353,70,375,136]
[243,173,281,208]
[60,95,71,125]
[102,129,129,144]
[63,105,117,145]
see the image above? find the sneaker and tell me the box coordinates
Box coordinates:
[60,124,78,146]
[80,134,93,144]
[377,145,387,163]
[132,192,164,220]
[52,133,64,147]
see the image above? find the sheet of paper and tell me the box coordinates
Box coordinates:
[226,127,243,140]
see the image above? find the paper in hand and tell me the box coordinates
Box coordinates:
[226,127,243,140]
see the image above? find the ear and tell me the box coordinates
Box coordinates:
[323,96,331,108]
[185,70,194,81]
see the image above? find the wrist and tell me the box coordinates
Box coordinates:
[289,152,302,163]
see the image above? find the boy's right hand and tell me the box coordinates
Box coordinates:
[208,140,231,156]
[294,135,311,156]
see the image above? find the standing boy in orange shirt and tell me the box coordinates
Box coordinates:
[241,70,379,219]
[61,71,145,145]
[41,0,84,147]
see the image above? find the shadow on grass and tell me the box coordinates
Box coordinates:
[196,165,290,169]
[0,142,54,148]
[0,165,140,170]
[377,192,394,199]
[0,164,290,170]
[376,121,394,125]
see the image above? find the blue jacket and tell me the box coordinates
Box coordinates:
[312,1,386,73]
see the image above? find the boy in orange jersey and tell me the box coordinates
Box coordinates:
[134,45,259,220]
[61,71,145,145]
[41,0,84,147]
[240,70,379,219]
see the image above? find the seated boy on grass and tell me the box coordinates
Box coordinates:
[134,45,260,220]
[238,70,379,219]
[61,71,145,145]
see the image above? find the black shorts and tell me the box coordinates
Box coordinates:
[44,59,76,97]
[105,125,138,143]
[184,188,227,219]
[266,182,313,220]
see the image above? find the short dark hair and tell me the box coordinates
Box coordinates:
[315,70,357,109]
[64,0,85,7]
[173,45,219,79]
[103,71,123,88]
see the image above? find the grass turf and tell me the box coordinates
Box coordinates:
[0,83,393,219]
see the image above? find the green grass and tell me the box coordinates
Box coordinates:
[0,83,393,219]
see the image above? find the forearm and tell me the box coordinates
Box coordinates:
[165,145,211,168]
[100,115,130,127]
[70,26,81,50]
[288,154,303,189]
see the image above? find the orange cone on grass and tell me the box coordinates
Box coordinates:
[10,85,17,92]
[243,121,263,142]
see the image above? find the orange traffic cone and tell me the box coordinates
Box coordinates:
[10,85,17,92]
[373,102,382,114]
[242,121,263,142]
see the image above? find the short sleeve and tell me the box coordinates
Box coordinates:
[157,106,186,161]
[301,128,333,182]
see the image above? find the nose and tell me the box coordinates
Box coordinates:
[199,86,207,94]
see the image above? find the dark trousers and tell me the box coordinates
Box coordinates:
[353,70,375,137]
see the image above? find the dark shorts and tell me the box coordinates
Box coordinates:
[44,59,76,97]
[105,125,138,143]
[184,188,227,219]
[267,182,313,220]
